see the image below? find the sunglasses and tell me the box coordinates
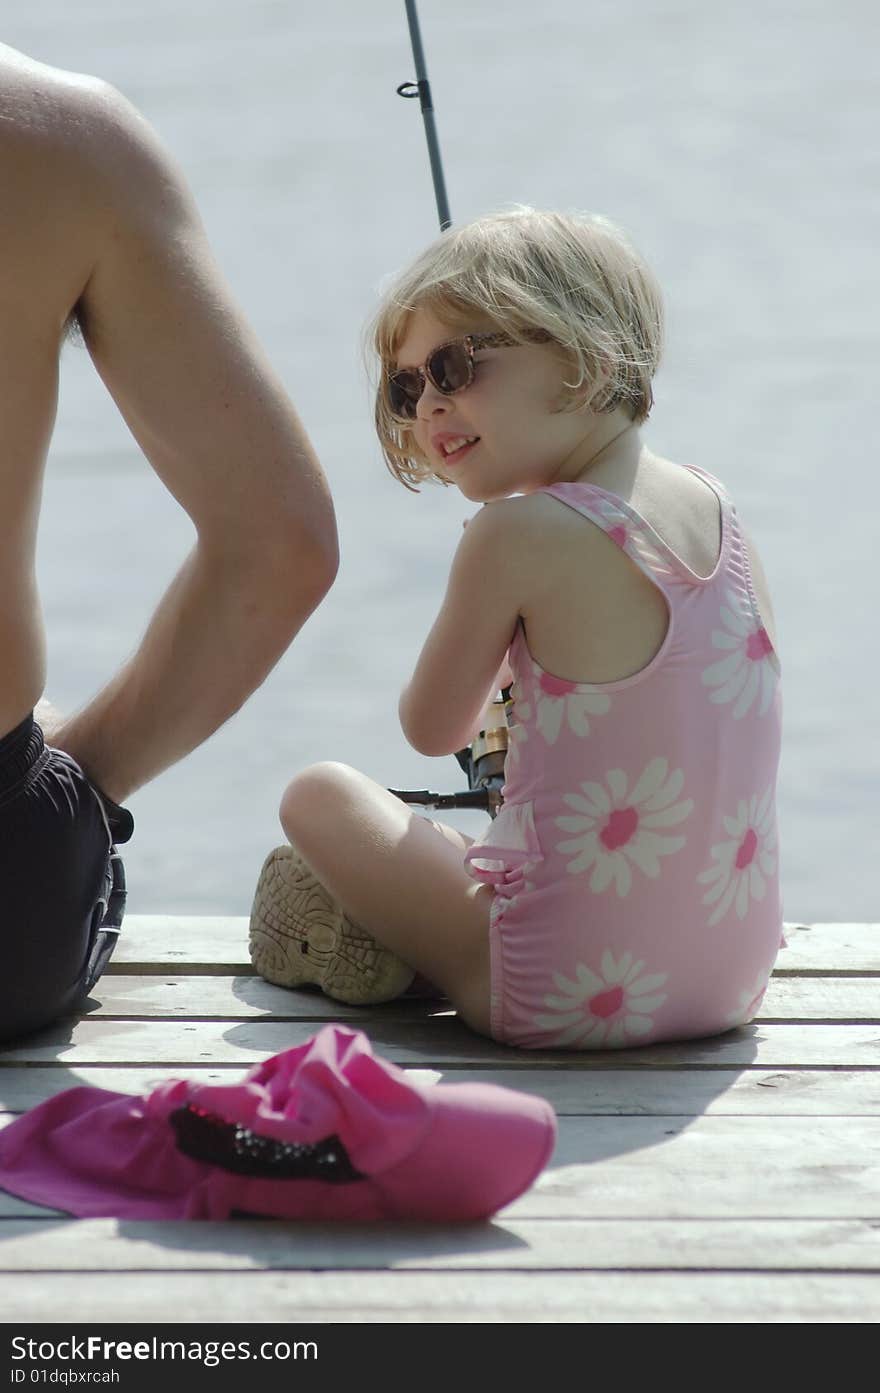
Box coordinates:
[386,332,531,422]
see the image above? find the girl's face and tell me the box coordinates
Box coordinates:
[394,307,596,502]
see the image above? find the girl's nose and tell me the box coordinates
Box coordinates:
[415,380,450,420]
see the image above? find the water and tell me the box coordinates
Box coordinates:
[7,0,878,920]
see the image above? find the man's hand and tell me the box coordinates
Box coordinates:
[34,697,65,745]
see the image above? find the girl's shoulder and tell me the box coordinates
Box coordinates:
[477,489,644,608]
[475,489,610,563]
[477,457,739,591]
[465,491,579,552]
[567,454,729,582]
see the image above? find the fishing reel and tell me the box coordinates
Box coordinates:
[452,696,509,817]
[389,691,511,819]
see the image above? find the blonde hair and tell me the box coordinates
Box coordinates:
[370,207,664,489]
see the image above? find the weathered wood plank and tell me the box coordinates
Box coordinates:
[2,1116,878,1220]
[759,977,880,1021]
[776,923,880,975]
[2,1066,878,1117]
[0,920,872,1322]
[0,1271,875,1322]
[83,974,880,1022]
[2,1018,879,1068]
[511,1114,880,1219]
[0,1217,876,1272]
[109,917,253,974]
[85,975,443,1021]
[113,917,878,975]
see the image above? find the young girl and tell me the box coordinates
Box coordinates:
[249,207,783,1050]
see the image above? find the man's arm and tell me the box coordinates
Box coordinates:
[49,80,338,802]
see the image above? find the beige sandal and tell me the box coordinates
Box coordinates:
[249,845,415,1005]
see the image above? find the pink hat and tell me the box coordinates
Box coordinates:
[0,1025,556,1220]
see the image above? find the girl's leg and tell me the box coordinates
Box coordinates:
[278,761,493,1037]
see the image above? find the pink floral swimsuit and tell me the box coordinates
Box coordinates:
[464,466,783,1049]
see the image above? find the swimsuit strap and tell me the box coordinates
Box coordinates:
[539,465,733,587]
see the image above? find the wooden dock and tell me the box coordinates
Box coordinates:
[1,917,878,1324]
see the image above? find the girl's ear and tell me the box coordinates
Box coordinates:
[571,360,614,414]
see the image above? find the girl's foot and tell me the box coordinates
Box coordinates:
[249,845,415,1005]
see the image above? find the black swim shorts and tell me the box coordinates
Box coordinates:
[0,714,134,1042]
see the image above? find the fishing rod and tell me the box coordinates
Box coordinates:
[389,2,509,818]
[396,0,452,231]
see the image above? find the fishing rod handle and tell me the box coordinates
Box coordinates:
[388,787,491,811]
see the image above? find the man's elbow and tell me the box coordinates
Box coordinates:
[261,504,339,609]
[221,508,338,654]
[290,515,340,606]
[274,526,339,633]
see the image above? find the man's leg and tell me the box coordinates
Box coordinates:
[0,715,133,1041]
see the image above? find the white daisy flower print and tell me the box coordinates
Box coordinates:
[555,757,693,896]
[697,788,777,927]
[721,970,772,1028]
[533,949,668,1047]
[702,588,779,719]
[531,670,611,745]
[503,713,528,770]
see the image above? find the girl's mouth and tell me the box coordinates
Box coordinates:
[439,436,479,466]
